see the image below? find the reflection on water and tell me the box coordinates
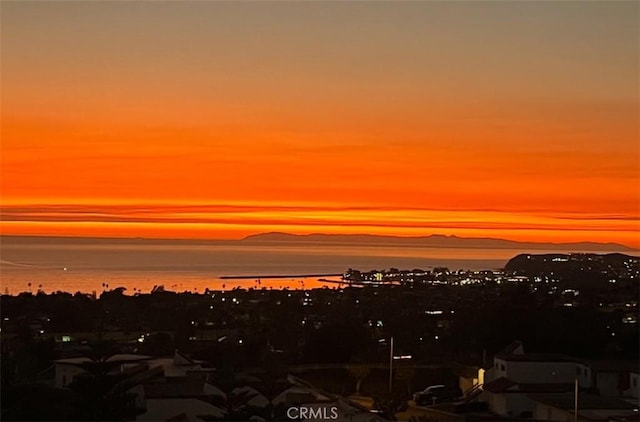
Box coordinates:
[0,269,336,295]
[1,240,630,294]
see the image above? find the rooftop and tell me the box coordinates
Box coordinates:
[137,398,227,421]
[527,393,639,410]
[495,353,574,363]
[55,353,152,365]
[576,360,640,373]
[497,340,524,356]
[484,377,574,394]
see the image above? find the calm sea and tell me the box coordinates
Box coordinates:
[0,238,630,295]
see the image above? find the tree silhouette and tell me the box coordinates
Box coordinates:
[65,342,145,420]
[347,363,371,394]
[394,363,416,397]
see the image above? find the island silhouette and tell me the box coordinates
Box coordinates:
[1,232,636,252]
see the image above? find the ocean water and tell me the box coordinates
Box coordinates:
[0,238,626,294]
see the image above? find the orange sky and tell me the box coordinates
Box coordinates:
[1,1,639,248]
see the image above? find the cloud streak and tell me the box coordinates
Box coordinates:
[1,203,638,236]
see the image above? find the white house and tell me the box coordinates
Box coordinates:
[576,360,640,398]
[481,342,577,418]
[492,353,577,384]
[529,392,639,422]
[482,377,574,418]
[576,362,593,389]
[55,356,90,388]
[146,350,213,378]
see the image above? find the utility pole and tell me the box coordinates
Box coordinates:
[388,336,394,393]
[574,378,578,422]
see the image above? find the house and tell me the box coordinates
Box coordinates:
[55,350,226,421]
[296,398,389,422]
[55,356,92,389]
[576,360,639,398]
[492,352,577,384]
[136,398,227,421]
[529,392,639,422]
[54,350,215,388]
[272,383,333,408]
[482,377,574,418]
[54,353,152,388]
[146,350,215,378]
[480,341,578,418]
[281,374,388,422]
[457,365,485,400]
[231,385,270,412]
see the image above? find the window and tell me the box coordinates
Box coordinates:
[500,364,506,371]
[62,375,67,385]
[576,367,581,376]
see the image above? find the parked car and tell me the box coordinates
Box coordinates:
[412,385,462,406]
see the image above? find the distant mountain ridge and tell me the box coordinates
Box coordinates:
[242,232,638,252]
[0,233,637,252]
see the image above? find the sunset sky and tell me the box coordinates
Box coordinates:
[2,1,639,247]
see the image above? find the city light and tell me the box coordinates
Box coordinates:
[393,355,412,360]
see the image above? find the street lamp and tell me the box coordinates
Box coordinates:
[388,336,394,393]
[389,336,413,394]
[389,336,393,394]
[574,378,578,422]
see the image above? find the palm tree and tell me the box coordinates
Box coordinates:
[65,342,148,420]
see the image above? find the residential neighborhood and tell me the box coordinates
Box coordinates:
[1,253,638,420]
